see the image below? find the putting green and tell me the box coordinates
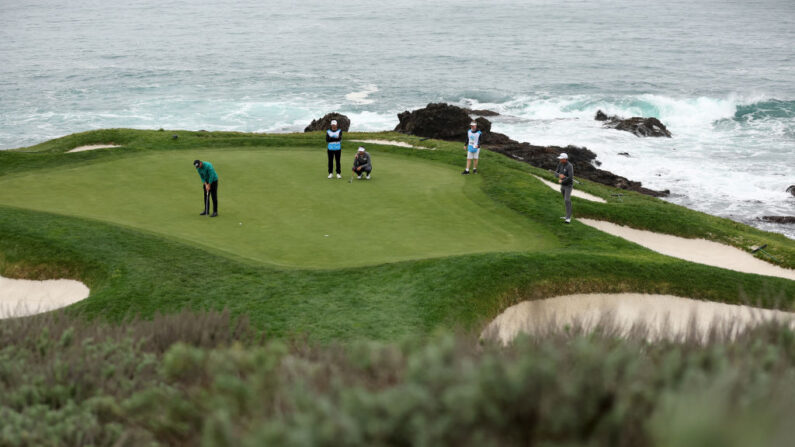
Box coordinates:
[0,148,557,268]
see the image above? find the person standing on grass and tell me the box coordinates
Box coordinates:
[326,119,343,179]
[352,146,372,179]
[193,159,219,217]
[462,121,481,175]
[555,153,574,224]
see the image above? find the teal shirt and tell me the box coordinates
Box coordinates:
[196,161,218,184]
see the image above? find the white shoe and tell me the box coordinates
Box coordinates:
[328,173,333,179]
[357,174,362,179]
[366,174,371,180]
[564,218,571,224]
[336,174,342,179]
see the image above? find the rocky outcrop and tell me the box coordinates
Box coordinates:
[595,110,672,138]
[395,103,513,144]
[787,185,795,197]
[465,108,500,117]
[305,113,351,132]
[490,142,670,197]
[761,216,795,224]
[394,103,669,197]
[395,103,471,140]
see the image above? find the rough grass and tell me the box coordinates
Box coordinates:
[0,310,793,446]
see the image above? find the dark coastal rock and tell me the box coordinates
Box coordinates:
[304,113,351,132]
[395,103,669,197]
[594,110,672,138]
[787,185,795,197]
[618,152,631,157]
[465,108,500,117]
[489,142,670,197]
[395,103,471,140]
[761,216,795,224]
[395,103,512,145]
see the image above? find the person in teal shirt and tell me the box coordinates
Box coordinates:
[193,159,219,217]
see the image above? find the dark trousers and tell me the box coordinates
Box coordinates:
[353,166,372,175]
[203,180,218,213]
[327,150,341,174]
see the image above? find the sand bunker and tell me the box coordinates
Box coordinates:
[351,139,428,150]
[531,175,606,203]
[67,144,121,153]
[579,219,795,280]
[0,275,89,318]
[482,293,795,344]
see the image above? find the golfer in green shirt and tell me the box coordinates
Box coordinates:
[193,159,219,217]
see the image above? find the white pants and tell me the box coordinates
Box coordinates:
[467,149,480,160]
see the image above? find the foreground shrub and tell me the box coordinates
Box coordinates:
[0,310,793,446]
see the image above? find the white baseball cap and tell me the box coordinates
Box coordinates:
[470,121,477,126]
[358,147,365,152]
[331,120,338,125]
[557,153,568,160]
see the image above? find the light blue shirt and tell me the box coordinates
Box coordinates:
[467,129,482,152]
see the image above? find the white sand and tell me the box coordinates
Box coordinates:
[482,293,795,344]
[351,139,429,150]
[67,144,121,153]
[579,219,795,280]
[0,275,89,318]
[531,175,606,203]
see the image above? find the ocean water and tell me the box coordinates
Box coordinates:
[1,0,793,238]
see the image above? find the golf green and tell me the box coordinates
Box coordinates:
[0,148,557,268]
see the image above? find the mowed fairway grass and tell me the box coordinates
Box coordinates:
[0,148,555,268]
[0,129,793,340]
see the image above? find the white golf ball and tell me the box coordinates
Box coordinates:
[239,222,242,225]
[324,234,329,237]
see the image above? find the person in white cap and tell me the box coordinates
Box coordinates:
[462,121,481,175]
[352,146,372,180]
[326,120,343,178]
[554,152,574,223]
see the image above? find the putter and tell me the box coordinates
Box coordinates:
[751,244,781,262]
[349,172,354,183]
[548,169,581,184]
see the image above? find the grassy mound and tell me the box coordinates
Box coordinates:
[0,129,792,341]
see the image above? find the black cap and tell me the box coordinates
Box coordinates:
[193,160,201,168]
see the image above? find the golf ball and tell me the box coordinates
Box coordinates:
[239,222,242,225]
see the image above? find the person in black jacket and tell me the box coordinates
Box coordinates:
[554,152,574,224]
[326,120,343,178]
[352,147,372,179]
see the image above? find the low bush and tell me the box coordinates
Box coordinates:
[1,310,793,446]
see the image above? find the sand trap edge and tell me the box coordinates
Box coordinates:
[482,293,795,345]
[579,218,795,280]
[0,275,90,319]
[531,175,606,203]
[67,144,121,153]
[351,139,431,150]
